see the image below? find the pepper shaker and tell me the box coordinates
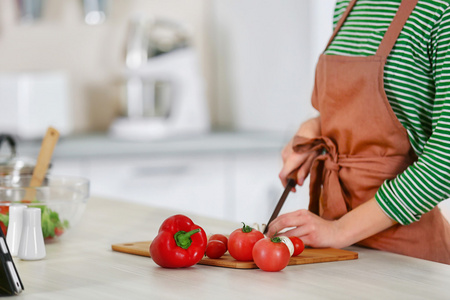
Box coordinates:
[6,204,26,257]
[18,207,46,260]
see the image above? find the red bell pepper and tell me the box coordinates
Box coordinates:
[149,214,207,268]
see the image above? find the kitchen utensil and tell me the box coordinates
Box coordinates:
[6,204,26,257]
[18,207,46,260]
[0,135,16,160]
[24,127,59,201]
[263,171,298,235]
[0,175,90,241]
[0,134,36,178]
[112,241,358,269]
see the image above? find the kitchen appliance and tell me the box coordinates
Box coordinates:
[109,16,209,140]
[0,72,72,140]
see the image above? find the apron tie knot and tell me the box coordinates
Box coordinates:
[324,158,340,172]
[292,135,348,219]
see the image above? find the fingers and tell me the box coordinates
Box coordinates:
[294,152,318,186]
[266,209,335,248]
[279,152,307,186]
[266,209,310,237]
[279,151,318,188]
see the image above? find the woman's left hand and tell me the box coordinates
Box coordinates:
[266,209,346,249]
[266,198,397,249]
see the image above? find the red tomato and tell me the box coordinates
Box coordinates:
[0,222,6,236]
[54,227,65,237]
[228,223,264,261]
[0,205,9,236]
[209,234,228,246]
[289,236,305,256]
[205,240,227,259]
[0,205,9,215]
[253,237,291,272]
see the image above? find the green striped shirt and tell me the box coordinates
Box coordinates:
[325,0,450,225]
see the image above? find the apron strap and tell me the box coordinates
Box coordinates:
[324,0,418,56]
[376,0,419,57]
[324,0,358,51]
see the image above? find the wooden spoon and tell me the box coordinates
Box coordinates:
[24,127,60,201]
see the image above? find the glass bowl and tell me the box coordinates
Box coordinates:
[0,175,89,242]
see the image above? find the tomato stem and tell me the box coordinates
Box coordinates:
[271,237,282,243]
[174,229,201,249]
[241,222,253,233]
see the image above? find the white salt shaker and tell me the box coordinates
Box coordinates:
[18,207,46,260]
[6,204,27,256]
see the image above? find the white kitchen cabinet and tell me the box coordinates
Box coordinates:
[85,153,300,223]
[49,150,450,224]
[50,151,307,223]
[50,158,88,178]
[81,155,230,221]
[232,152,310,225]
[18,133,292,222]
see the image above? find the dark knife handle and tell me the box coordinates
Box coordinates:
[263,170,298,235]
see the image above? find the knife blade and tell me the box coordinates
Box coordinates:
[263,171,298,235]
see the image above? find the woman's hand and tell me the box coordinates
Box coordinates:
[266,198,397,249]
[279,116,321,190]
[266,209,345,249]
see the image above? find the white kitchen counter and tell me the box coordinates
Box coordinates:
[13,197,450,299]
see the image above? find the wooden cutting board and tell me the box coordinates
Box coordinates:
[111,241,358,269]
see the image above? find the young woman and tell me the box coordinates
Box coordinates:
[266,0,450,264]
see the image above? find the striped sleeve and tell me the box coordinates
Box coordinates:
[375,3,450,224]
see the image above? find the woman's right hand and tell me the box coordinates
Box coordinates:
[279,116,321,191]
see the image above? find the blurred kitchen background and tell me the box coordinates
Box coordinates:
[0,0,335,137]
[3,0,447,223]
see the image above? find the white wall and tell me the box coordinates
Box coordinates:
[211,0,335,134]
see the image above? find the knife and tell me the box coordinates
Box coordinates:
[263,171,298,235]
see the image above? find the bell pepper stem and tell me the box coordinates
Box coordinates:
[174,229,201,249]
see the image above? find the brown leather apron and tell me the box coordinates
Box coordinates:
[294,0,450,264]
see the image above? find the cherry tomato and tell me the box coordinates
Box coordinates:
[0,222,6,236]
[252,237,291,272]
[0,205,9,215]
[205,240,227,259]
[289,236,305,256]
[54,227,65,237]
[0,205,9,236]
[209,234,228,246]
[228,223,264,261]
